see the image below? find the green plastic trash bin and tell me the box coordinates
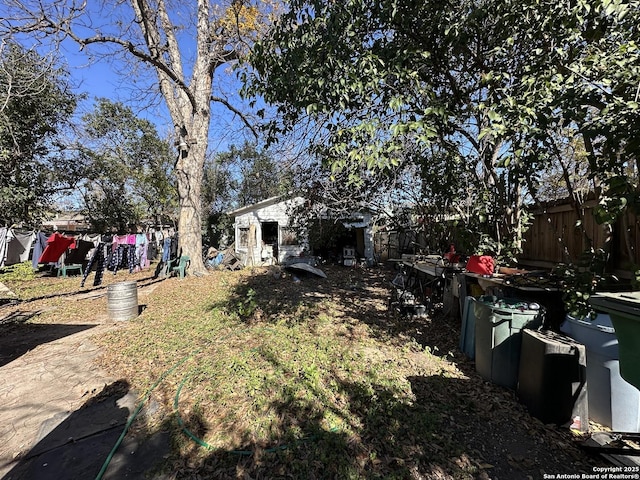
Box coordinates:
[590,292,640,391]
[474,296,543,389]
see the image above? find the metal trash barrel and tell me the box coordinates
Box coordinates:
[107,281,139,321]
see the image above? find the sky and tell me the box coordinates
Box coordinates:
[61,41,255,154]
[0,0,271,214]
[0,0,281,161]
[45,4,261,157]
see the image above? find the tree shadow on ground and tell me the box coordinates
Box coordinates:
[168,368,601,479]
[188,262,606,478]
[3,379,171,480]
[170,363,457,478]
[3,260,600,479]
[217,263,466,358]
[0,313,96,367]
[218,263,397,330]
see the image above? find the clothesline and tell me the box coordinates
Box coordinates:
[79,234,178,287]
[0,227,178,276]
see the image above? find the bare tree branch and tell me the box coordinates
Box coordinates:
[211,94,257,138]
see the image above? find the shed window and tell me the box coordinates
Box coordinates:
[238,227,249,248]
[280,226,299,245]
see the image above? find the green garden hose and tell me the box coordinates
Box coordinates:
[96,326,337,478]
[94,353,195,480]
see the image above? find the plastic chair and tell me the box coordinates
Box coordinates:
[162,257,175,277]
[57,264,83,277]
[172,255,190,279]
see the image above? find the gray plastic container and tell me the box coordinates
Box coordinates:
[459,297,476,359]
[561,314,640,432]
[474,297,543,389]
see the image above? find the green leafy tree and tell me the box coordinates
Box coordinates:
[232,142,290,206]
[246,0,640,259]
[202,151,236,247]
[77,98,177,232]
[2,0,279,273]
[481,0,640,315]
[245,0,530,262]
[0,42,77,226]
[201,141,291,247]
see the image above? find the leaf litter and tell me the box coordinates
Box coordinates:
[1,262,614,479]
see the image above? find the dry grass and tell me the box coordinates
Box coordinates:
[0,262,607,479]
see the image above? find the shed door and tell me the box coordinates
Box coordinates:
[261,222,279,260]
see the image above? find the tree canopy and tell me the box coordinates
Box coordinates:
[246,0,640,264]
[75,98,177,232]
[1,0,277,273]
[0,42,78,227]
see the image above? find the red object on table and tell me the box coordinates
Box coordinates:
[466,255,494,275]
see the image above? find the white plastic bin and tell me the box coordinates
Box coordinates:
[561,314,640,432]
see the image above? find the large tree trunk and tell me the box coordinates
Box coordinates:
[1,0,255,277]
[152,0,218,276]
[176,140,206,274]
[173,80,212,275]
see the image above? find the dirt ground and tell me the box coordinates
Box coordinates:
[0,264,632,479]
[0,273,172,480]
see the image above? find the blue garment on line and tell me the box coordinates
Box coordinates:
[162,238,171,262]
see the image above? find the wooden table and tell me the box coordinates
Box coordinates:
[464,272,561,292]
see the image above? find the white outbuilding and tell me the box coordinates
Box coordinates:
[227,196,374,266]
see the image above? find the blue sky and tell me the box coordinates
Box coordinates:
[75,62,254,153]
[0,0,268,156]
[58,33,258,155]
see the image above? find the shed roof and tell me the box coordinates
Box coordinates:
[227,195,294,217]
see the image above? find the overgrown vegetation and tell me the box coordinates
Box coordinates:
[246,0,640,313]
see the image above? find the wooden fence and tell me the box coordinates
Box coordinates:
[520,200,639,275]
[374,199,640,275]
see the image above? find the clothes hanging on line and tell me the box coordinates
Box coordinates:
[39,232,75,265]
[0,227,9,268]
[81,243,109,288]
[65,239,94,265]
[31,231,51,269]
[147,238,158,261]
[162,237,172,262]
[135,233,148,270]
[4,229,36,266]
